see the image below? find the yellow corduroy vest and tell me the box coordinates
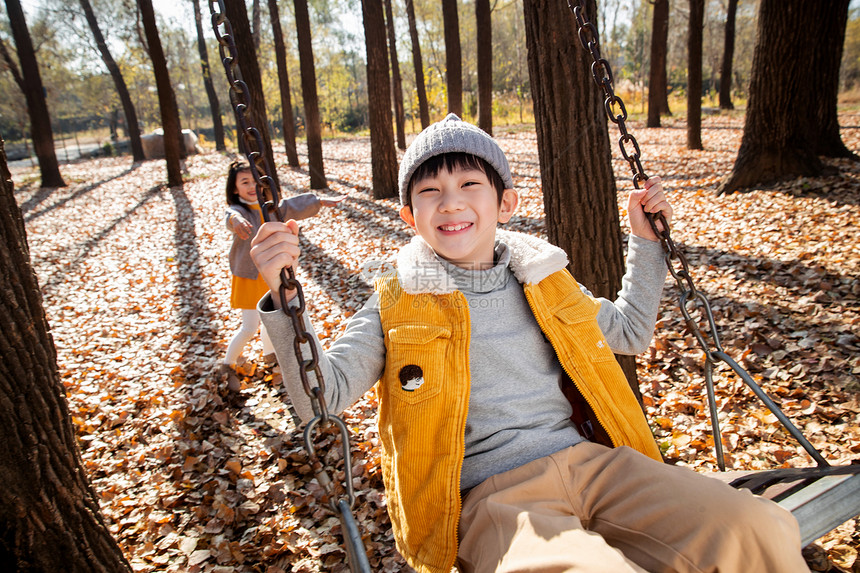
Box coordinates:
[375,269,661,573]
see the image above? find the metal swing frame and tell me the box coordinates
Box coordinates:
[567,0,860,548]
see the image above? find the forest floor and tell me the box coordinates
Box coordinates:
[11,113,860,572]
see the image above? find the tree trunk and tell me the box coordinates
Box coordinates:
[268,0,300,166]
[646,0,670,127]
[442,0,463,116]
[139,0,183,187]
[717,1,829,195]
[0,135,131,572]
[476,0,492,135]
[80,0,145,161]
[252,0,261,53]
[192,0,226,152]
[294,0,327,189]
[405,0,430,130]
[808,0,856,160]
[362,0,398,199]
[523,0,639,396]
[686,0,704,150]
[384,0,406,150]
[224,0,282,191]
[110,108,119,141]
[718,0,737,110]
[4,0,65,188]
[0,36,23,91]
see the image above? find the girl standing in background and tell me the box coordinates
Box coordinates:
[222,160,342,390]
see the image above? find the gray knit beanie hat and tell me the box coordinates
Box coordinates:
[398,113,514,205]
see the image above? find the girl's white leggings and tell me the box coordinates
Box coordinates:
[224,308,273,365]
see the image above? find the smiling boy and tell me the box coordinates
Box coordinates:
[250,114,805,573]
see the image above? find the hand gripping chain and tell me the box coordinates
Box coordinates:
[208,2,371,569]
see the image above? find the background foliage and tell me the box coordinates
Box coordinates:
[5,0,858,154]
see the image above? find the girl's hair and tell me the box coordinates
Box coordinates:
[225,161,252,205]
[406,152,506,209]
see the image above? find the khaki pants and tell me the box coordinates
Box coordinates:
[457,442,807,573]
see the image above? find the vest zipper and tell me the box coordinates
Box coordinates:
[523,287,618,448]
[449,291,469,573]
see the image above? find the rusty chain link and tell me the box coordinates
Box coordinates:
[208,2,371,569]
[566,0,828,470]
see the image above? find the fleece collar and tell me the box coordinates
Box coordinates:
[396,229,569,295]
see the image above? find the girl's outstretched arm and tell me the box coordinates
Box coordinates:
[227,212,255,240]
[319,195,346,208]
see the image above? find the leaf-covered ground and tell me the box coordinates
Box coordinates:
[12,113,860,572]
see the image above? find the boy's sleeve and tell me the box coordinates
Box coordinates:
[258,292,385,423]
[592,236,668,355]
[277,194,322,221]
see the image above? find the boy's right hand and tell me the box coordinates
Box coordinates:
[250,220,301,308]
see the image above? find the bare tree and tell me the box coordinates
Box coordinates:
[138,0,183,186]
[4,0,65,188]
[405,0,430,129]
[0,135,131,572]
[0,37,30,157]
[223,0,281,190]
[0,36,22,90]
[717,0,854,194]
[79,0,145,161]
[361,0,398,199]
[646,0,670,127]
[476,0,492,134]
[191,0,225,151]
[718,0,737,110]
[252,0,261,52]
[268,0,299,166]
[686,0,704,150]
[808,0,856,160]
[294,0,326,189]
[523,0,638,392]
[442,0,463,116]
[384,0,406,150]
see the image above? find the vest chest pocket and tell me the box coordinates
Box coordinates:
[553,305,616,363]
[385,324,451,405]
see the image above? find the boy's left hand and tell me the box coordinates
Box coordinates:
[628,176,673,242]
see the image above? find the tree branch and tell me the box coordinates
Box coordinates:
[0,36,24,92]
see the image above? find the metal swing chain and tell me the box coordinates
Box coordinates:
[208,2,371,570]
[566,0,828,471]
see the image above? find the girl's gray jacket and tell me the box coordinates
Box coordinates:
[225,194,321,279]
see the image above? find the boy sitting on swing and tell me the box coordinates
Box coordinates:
[250,114,806,573]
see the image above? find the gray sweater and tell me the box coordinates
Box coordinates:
[260,232,667,489]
